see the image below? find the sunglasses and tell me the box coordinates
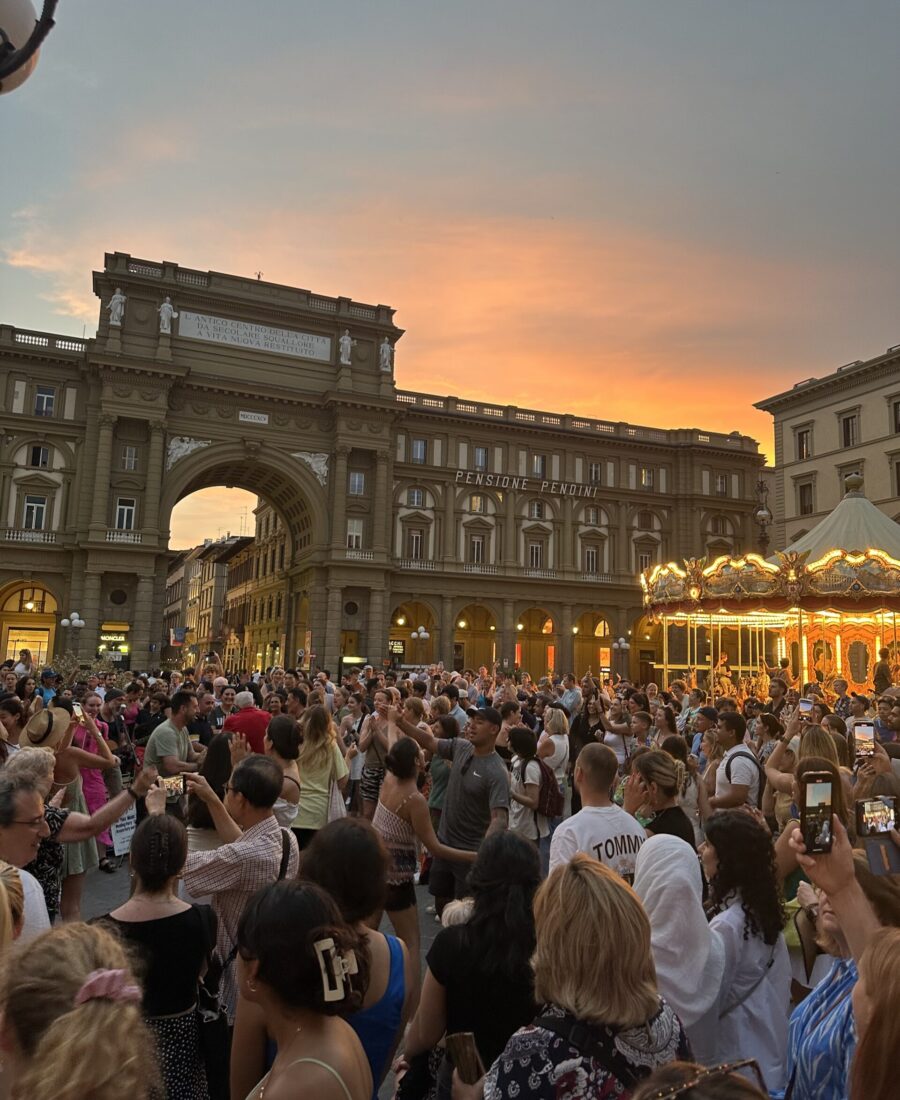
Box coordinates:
[640,1060,766,1100]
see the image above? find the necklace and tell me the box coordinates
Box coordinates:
[259,1023,303,1098]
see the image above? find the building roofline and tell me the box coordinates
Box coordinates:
[755,346,900,412]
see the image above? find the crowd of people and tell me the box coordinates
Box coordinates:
[0,646,899,1099]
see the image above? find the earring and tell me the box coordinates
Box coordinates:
[245,979,257,992]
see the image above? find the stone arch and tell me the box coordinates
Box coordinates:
[159,441,329,562]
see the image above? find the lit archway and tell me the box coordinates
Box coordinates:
[572,611,613,675]
[453,604,498,671]
[0,581,59,665]
[515,607,556,677]
[389,601,436,667]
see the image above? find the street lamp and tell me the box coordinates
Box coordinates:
[611,636,630,679]
[60,610,85,629]
[410,625,430,667]
[0,0,58,93]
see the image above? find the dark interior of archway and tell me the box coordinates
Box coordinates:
[176,463,313,553]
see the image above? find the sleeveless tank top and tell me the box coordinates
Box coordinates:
[372,795,417,885]
[347,934,406,1098]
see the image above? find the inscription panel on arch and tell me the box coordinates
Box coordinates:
[178,310,332,362]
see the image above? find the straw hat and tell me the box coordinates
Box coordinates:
[23,707,70,752]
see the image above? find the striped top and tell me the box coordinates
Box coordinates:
[373,795,418,885]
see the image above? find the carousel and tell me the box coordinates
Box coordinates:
[640,475,900,699]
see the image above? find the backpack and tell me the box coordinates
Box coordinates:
[534,758,565,819]
[724,749,765,808]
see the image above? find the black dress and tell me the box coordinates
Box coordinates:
[646,805,697,849]
[105,906,215,1100]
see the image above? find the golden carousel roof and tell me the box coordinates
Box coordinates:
[642,475,900,614]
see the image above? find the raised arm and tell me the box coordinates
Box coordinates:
[391,706,440,755]
[58,767,158,842]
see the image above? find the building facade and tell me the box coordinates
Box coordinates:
[756,345,900,548]
[1,251,766,679]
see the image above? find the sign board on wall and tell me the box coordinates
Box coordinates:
[238,410,269,425]
[179,310,332,362]
[388,640,406,658]
[454,469,601,499]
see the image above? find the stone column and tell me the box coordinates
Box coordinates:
[80,571,102,659]
[561,498,574,572]
[501,598,515,670]
[143,420,166,536]
[617,503,631,577]
[323,584,343,672]
[560,604,574,674]
[131,574,155,670]
[374,451,389,554]
[331,447,350,550]
[368,586,385,666]
[89,414,116,537]
[441,594,453,668]
[443,482,456,561]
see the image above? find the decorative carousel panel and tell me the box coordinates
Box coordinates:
[642,563,689,606]
[806,549,900,603]
[701,554,782,603]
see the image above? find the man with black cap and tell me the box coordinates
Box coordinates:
[394,703,509,915]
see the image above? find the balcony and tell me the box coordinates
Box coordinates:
[581,572,613,583]
[463,563,499,575]
[523,567,558,579]
[106,530,143,544]
[397,558,436,571]
[345,548,375,561]
[2,529,56,544]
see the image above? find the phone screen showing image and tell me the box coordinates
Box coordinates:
[798,698,814,717]
[856,723,876,757]
[72,702,83,719]
[856,797,898,837]
[801,777,834,854]
[161,774,186,798]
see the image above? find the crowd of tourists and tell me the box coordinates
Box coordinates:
[0,646,899,1100]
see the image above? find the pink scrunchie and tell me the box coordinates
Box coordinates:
[73,969,141,1007]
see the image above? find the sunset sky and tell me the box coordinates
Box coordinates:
[4,2,900,548]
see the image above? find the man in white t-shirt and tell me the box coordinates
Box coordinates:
[711,711,761,810]
[549,743,646,882]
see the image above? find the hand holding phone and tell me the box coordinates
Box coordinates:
[798,698,814,721]
[856,797,900,875]
[800,772,834,854]
[855,722,876,759]
[160,773,187,798]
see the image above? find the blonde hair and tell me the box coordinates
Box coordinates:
[5,747,55,787]
[634,750,685,798]
[799,726,839,767]
[299,704,337,771]
[430,695,451,717]
[532,855,658,1028]
[851,927,900,1100]
[0,863,24,952]
[441,898,474,927]
[403,696,425,721]
[0,923,159,1100]
[543,707,569,737]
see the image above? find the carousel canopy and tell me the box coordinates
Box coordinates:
[643,474,900,614]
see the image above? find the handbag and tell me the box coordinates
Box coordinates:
[327,749,347,822]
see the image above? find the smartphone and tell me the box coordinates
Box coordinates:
[72,702,83,719]
[445,1033,485,1086]
[798,698,814,720]
[856,797,900,875]
[161,774,187,798]
[800,772,834,854]
[855,722,876,758]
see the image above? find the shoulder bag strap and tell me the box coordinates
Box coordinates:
[535,1015,638,1088]
[278,828,291,881]
[719,945,777,1018]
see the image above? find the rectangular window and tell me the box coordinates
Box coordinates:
[798,482,815,516]
[473,446,488,471]
[895,460,900,496]
[470,493,485,514]
[122,445,138,471]
[115,497,136,530]
[640,466,654,489]
[23,495,47,530]
[528,541,543,568]
[532,454,547,479]
[588,462,602,484]
[584,546,599,574]
[469,534,485,564]
[796,429,811,461]
[407,487,424,507]
[348,471,365,495]
[893,400,900,434]
[841,414,859,448]
[528,500,544,520]
[638,550,652,573]
[29,445,49,469]
[346,518,363,549]
[411,438,427,465]
[715,473,728,497]
[638,510,653,530]
[585,506,599,526]
[712,515,729,536]
[407,528,424,560]
[33,386,55,417]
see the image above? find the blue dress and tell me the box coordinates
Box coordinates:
[348,933,406,1099]
[773,956,857,1100]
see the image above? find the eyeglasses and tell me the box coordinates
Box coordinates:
[640,1059,766,1100]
